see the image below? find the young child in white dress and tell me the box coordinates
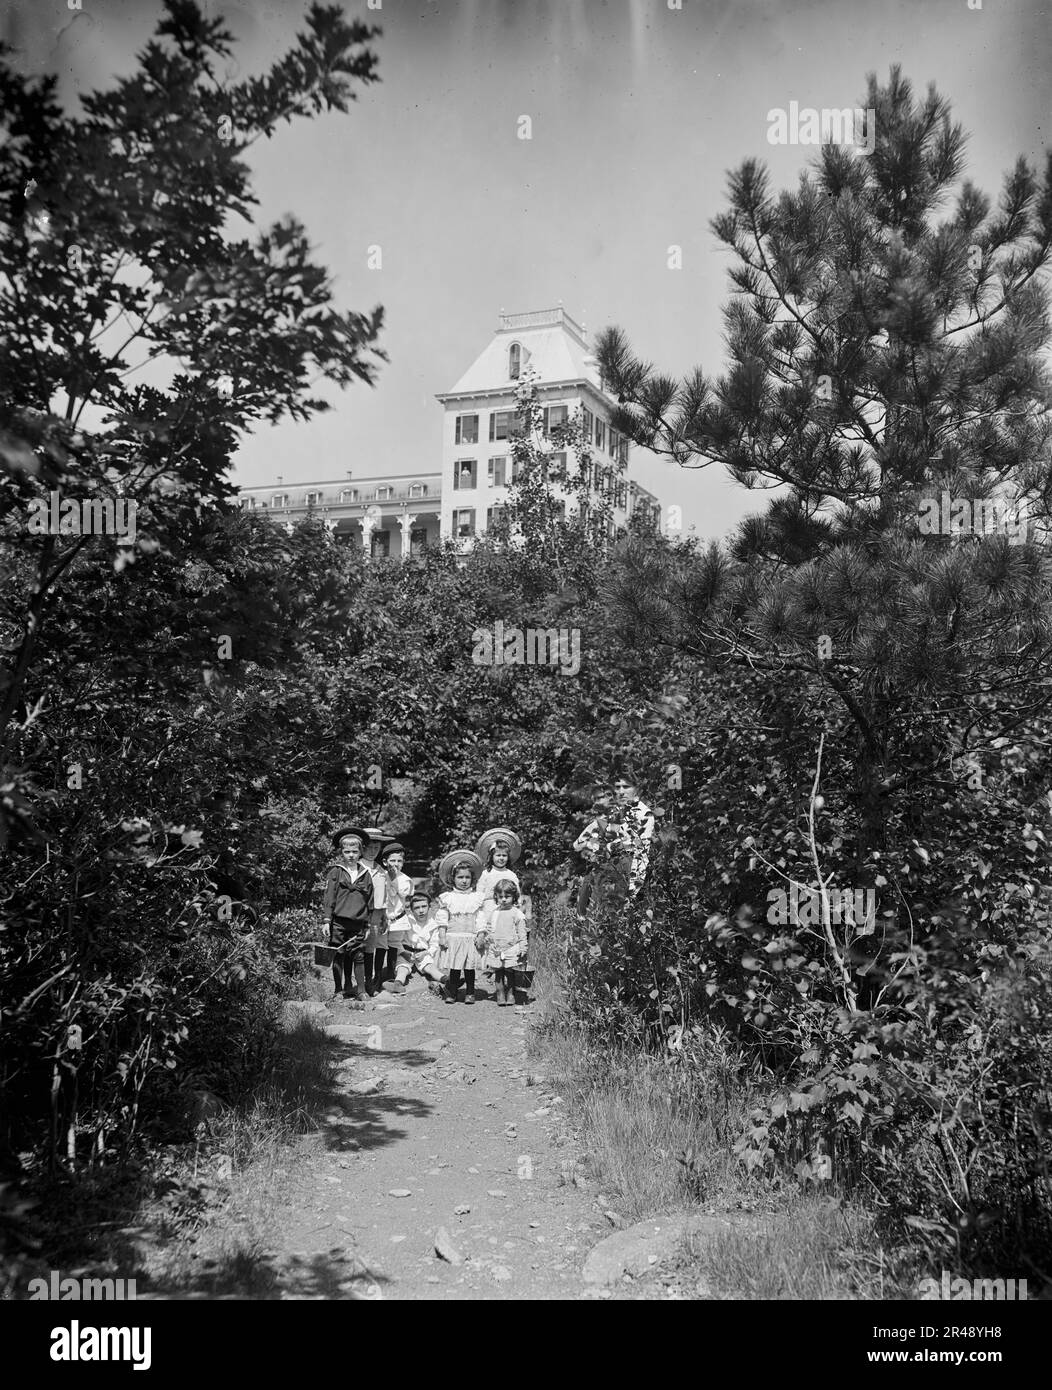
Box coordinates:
[437,851,487,1004]
[478,879,528,1007]
[476,832,521,908]
[475,827,529,994]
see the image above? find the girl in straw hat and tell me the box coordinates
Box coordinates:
[436,851,487,1003]
[475,827,522,909]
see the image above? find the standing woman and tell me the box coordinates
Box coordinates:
[572,771,654,913]
[321,828,374,1007]
[436,851,487,1004]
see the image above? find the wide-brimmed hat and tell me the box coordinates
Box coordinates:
[331,826,371,852]
[378,840,406,862]
[439,850,483,887]
[475,827,522,866]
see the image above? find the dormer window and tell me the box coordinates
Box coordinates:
[509,342,522,380]
[375,486,393,501]
[273,493,289,508]
[339,489,358,504]
[305,491,322,507]
[409,483,426,498]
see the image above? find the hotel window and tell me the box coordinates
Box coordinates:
[454,459,477,490]
[549,451,567,484]
[409,483,426,498]
[410,527,428,554]
[273,493,289,507]
[582,407,594,443]
[339,489,358,504]
[371,530,390,558]
[489,409,519,442]
[487,504,516,528]
[375,486,393,501]
[511,457,524,483]
[455,508,476,538]
[619,436,630,465]
[594,419,605,451]
[455,414,479,445]
[609,428,619,457]
[616,480,627,509]
[508,343,522,380]
[240,496,256,509]
[542,404,568,434]
[488,457,507,487]
[305,491,322,507]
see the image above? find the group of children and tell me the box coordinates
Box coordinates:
[320,825,529,1010]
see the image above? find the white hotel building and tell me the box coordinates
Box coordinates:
[237,306,660,558]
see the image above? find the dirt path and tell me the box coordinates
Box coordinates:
[267,980,610,1300]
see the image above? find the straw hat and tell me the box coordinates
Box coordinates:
[331,826,371,852]
[438,850,483,887]
[474,827,522,866]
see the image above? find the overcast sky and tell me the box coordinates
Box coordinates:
[5,0,1050,540]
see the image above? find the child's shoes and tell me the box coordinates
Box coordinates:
[382,980,406,994]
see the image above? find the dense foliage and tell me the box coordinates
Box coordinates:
[2,21,1049,1279]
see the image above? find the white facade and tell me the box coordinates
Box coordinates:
[237,472,442,560]
[235,306,661,559]
[435,307,660,546]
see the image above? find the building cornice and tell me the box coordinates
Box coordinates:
[436,378,617,407]
[238,471,442,492]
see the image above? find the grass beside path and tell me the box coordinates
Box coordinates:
[525,930,912,1300]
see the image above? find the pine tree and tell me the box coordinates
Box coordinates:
[596,68,1052,866]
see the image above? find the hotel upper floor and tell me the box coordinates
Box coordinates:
[435,307,660,543]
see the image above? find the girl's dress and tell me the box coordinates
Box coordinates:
[479,903,528,971]
[477,865,521,907]
[438,888,487,971]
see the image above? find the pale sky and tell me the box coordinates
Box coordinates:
[6,0,1050,540]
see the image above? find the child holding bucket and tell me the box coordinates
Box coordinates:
[320,827,374,1007]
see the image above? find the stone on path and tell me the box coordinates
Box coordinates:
[388,1189,412,1198]
[434,1227,463,1266]
[349,1077,384,1096]
[323,1023,374,1041]
[581,1214,743,1288]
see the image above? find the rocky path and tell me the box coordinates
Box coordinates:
[267,980,615,1300]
